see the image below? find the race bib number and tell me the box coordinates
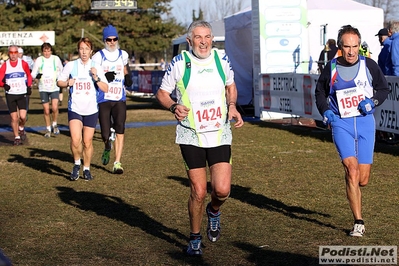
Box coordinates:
[336,87,364,118]
[191,99,224,133]
[74,80,92,95]
[9,77,26,93]
[104,82,123,100]
[41,76,55,91]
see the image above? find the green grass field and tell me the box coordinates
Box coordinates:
[0,90,398,265]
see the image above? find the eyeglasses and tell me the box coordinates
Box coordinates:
[106,37,118,42]
[9,51,18,54]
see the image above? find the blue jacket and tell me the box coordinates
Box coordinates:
[390,32,399,76]
[378,37,392,75]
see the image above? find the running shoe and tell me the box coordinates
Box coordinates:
[349,223,365,237]
[44,130,51,138]
[53,125,60,135]
[83,170,93,181]
[19,129,26,141]
[70,165,80,181]
[13,138,22,146]
[101,149,111,165]
[186,236,203,256]
[113,162,124,174]
[206,203,221,242]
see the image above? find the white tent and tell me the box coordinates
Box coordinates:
[224,0,384,107]
[306,0,384,72]
[224,6,253,106]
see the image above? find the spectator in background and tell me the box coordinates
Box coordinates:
[130,52,135,64]
[57,37,108,181]
[92,25,132,174]
[375,28,392,75]
[130,51,136,69]
[375,27,397,143]
[388,21,399,76]
[31,42,64,138]
[18,47,34,71]
[139,56,146,70]
[0,45,33,145]
[318,39,338,73]
[159,58,166,71]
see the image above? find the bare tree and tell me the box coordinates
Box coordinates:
[199,0,246,21]
[354,0,399,23]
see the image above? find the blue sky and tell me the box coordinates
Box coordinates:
[169,0,251,25]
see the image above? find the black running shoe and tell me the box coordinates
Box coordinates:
[70,165,80,181]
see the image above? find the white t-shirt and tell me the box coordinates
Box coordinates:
[31,55,63,92]
[159,49,235,147]
[58,58,106,115]
[92,48,129,102]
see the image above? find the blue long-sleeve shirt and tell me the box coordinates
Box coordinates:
[378,37,392,75]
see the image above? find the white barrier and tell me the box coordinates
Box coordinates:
[129,63,162,69]
[256,73,399,134]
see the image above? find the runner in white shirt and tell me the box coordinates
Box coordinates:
[57,37,108,182]
[31,43,64,138]
[156,20,244,256]
[92,25,132,174]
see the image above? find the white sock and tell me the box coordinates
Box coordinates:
[74,159,81,165]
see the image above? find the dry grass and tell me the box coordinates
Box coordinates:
[0,90,398,265]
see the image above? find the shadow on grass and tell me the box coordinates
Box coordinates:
[29,147,112,175]
[167,176,344,232]
[8,153,70,178]
[8,148,112,178]
[56,186,187,250]
[235,242,319,266]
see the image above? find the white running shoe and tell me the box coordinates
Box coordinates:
[349,223,365,237]
[53,125,60,135]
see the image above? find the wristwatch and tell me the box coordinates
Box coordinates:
[169,103,178,114]
[372,98,378,106]
[95,77,101,83]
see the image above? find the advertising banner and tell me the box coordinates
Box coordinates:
[258,73,399,134]
[0,31,55,46]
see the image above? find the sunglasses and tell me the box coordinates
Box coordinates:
[9,51,18,54]
[106,37,118,42]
